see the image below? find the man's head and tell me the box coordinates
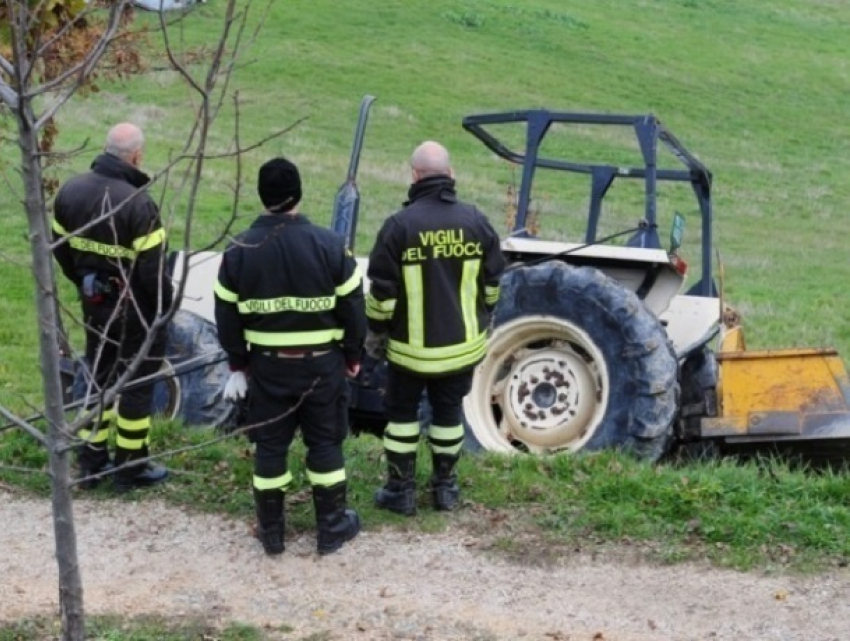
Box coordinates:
[257,157,302,214]
[105,123,145,167]
[411,141,453,183]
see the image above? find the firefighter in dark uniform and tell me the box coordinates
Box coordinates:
[365,140,505,515]
[52,122,171,491]
[214,157,366,556]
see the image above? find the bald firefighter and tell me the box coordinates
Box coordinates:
[52,122,171,491]
[215,157,366,556]
[366,141,506,515]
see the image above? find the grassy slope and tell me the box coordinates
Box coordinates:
[1,0,850,573]
[2,0,849,408]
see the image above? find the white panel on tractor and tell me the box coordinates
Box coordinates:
[170,250,222,325]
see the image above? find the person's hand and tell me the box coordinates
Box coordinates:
[223,370,248,401]
[345,361,361,378]
[364,330,388,360]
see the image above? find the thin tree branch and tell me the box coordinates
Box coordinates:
[33,1,131,131]
[202,121,306,160]
[0,80,19,110]
[0,404,48,445]
[0,51,13,76]
[0,464,47,475]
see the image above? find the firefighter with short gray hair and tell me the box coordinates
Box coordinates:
[214,157,366,556]
[365,141,505,515]
[52,122,172,492]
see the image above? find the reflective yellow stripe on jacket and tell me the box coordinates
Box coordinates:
[215,263,356,347]
[214,280,239,302]
[387,331,488,374]
[132,228,166,252]
[384,260,487,373]
[403,264,425,347]
[72,238,136,259]
[238,295,335,314]
[336,267,362,296]
[460,259,481,341]
[244,328,344,346]
[366,292,396,321]
[52,218,166,258]
[52,219,68,236]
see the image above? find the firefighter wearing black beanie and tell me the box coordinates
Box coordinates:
[215,156,366,557]
[257,157,302,213]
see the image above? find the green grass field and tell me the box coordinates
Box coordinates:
[2,0,849,407]
[2,0,850,574]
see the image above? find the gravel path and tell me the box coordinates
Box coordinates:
[1,489,848,640]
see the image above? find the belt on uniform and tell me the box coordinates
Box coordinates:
[259,348,332,359]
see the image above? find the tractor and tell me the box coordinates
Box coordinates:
[142,104,850,464]
[344,107,850,463]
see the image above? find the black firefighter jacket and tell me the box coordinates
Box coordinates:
[51,153,173,319]
[214,213,366,371]
[366,176,506,376]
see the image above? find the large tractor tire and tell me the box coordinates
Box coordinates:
[65,309,235,429]
[463,261,679,461]
[156,309,235,429]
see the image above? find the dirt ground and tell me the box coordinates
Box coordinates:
[1,488,848,641]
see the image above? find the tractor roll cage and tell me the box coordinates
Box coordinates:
[461,110,715,297]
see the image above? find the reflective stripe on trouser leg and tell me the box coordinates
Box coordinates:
[428,423,464,455]
[79,423,110,446]
[115,414,151,451]
[253,470,294,492]
[306,467,346,488]
[384,421,420,454]
[79,407,115,445]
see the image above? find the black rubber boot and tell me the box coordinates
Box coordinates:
[112,462,169,492]
[77,417,113,490]
[77,455,114,490]
[313,482,360,556]
[253,488,285,556]
[113,446,169,492]
[77,443,112,490]
[374,451,417,516]
[430,453,460,511]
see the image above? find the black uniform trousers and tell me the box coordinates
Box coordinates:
[384,367,473,426]
[248,348,350,488]
[80,297,166,470]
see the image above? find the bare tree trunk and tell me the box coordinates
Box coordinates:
[2,3,274,638]
[17,101,85,641]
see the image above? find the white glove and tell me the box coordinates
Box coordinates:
[223,370,248,401]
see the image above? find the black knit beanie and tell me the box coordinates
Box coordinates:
[257,157,302,213]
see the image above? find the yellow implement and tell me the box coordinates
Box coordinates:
[702,328,850,446]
